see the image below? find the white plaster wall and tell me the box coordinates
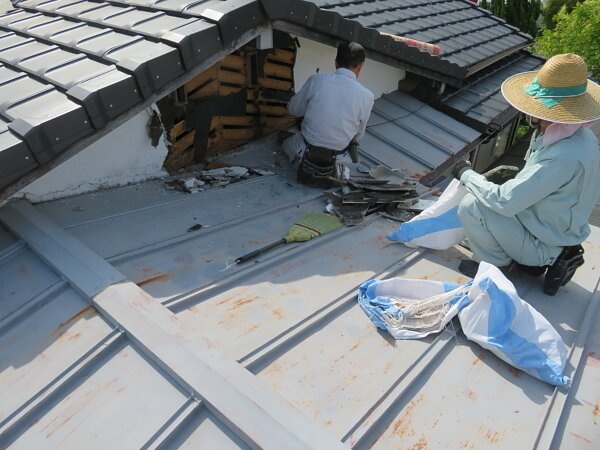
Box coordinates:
[293,37,405,98]
[15,108,169,203]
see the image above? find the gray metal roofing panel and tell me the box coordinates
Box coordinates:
[0,243,61,321]
[0,196,350,450]
[359,90,481,184]
[1,151,599,448]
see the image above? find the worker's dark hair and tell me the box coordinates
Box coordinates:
[335,42,366,69]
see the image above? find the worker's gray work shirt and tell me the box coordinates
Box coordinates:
[287,68,374,152]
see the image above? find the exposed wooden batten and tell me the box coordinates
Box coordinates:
[164,35,297,172]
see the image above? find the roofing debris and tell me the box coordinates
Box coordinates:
[164,165,273,193]
[325,173,419,226]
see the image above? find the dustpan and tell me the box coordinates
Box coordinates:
[235,212,343,264]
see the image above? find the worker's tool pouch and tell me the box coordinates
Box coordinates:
[297,144,339,188]
[543,244,585,295]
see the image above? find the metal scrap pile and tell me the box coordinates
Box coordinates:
[325,169,419,225]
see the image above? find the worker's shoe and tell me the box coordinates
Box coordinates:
[458,259,515,279]
[543,245,585,296]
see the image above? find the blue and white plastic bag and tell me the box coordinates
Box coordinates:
[387,179,466,250]
[358,278,470,339]
[459,262,569,386]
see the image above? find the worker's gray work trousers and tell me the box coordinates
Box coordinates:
[282,131,351,179]
[457,193,562,267]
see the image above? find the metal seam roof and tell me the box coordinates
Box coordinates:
[359,90,482,186]
[1,162,599,448]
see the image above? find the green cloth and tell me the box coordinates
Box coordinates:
[460,127,600,248]
[525,77,587,108]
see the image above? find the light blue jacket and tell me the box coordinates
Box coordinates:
[460,127,600,246]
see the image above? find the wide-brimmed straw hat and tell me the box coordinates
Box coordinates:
[501,53,600,124]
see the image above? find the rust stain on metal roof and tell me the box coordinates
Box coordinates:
[463,389,477,401]
[391,394,424,438]
[272,309,285,320]
[228,296,258,311]
[508,367,522,378]
[585,352,600,368]
[137,273,170,287]
[53,305,95,335]
[569,431,592,444]
[480,427,502,444]
[471,353,486,366]
[409,436,428,450]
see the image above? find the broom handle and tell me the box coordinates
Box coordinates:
[235,238,287,264]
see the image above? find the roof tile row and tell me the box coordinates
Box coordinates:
[263,0,530,72]
[0,0,533,193]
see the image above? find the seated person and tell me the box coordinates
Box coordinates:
[451,53,600,294]
[283,41,374,187]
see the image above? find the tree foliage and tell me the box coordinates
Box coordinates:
[542,0,579,29]
[490,0,543,37]
[535,0,600,79]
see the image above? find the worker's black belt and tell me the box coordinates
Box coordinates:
[307,144,348,155]
[297,143,341,188]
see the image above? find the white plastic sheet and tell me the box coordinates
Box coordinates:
[358,278,470,339]
[387,179,466,249]
[459,262,569,386]
[358,262,569,385]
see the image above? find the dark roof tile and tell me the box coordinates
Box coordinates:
[0,64,93,163]
[438,52,545,132]
[278,0,530,72]
[0,118,37,190]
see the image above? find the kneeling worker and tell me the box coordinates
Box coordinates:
[283,41,375,188]
[451,53,600,295]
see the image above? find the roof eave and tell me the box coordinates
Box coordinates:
[273,20,465,87]
[464,42,532,79]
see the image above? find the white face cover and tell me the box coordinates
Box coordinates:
[526,115,542,130]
